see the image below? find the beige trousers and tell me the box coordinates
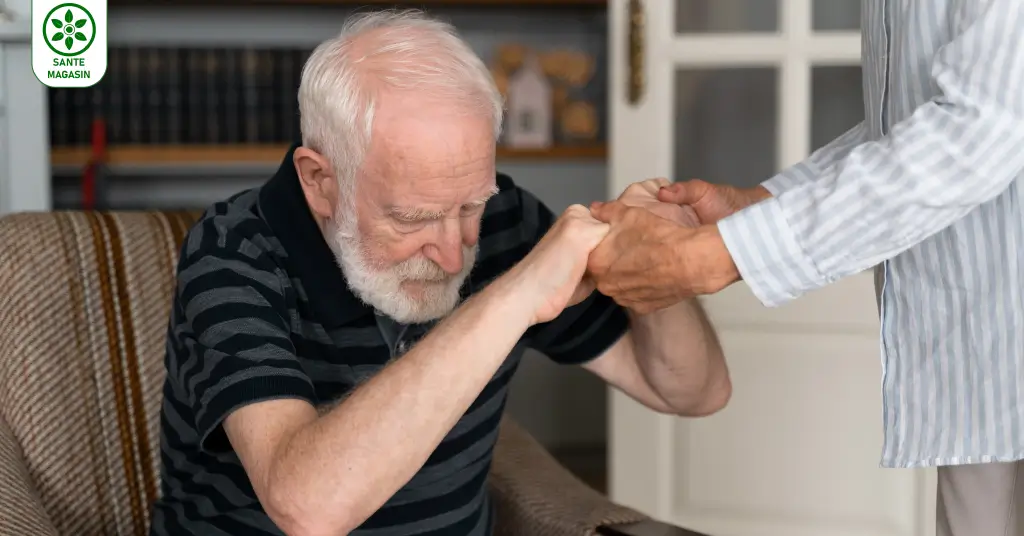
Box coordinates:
[937,461,1024,536]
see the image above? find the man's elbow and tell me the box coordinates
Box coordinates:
[688,375,732,416]
[668,370,732,417]
[263,467,361,536]
[265,490,360,536]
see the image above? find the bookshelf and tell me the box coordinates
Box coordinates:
[44,4,609,210]
[109,0,606,6]
[50,144,606,168]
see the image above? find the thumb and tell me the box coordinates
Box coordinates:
[589,200,625,223]
[658,180,709,205]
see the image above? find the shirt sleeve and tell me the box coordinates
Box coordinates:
[171,218,317,454]
[762,121,867,195]
[718,0,1024,307]
[514,187,630,364]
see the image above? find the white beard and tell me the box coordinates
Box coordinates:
[325,202,476,324]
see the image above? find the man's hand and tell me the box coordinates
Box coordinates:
[617,178,701,226]
[657,179,772,224]
[587,201,739,313]
[507,204,611,325]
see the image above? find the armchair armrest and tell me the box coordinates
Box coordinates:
[489,417,647,535]
[597,521,714,536]
[488,418,715,536]
[0,416,59,536]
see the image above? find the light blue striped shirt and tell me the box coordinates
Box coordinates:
[718,0,1024,468]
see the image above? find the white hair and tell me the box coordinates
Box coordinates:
[298,9,504,195]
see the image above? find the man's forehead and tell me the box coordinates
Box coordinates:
[376,128,492,168]
[357,96,497,210]
[377,148,493,177]
[360,153,495,189]
[363,120,494,181]
[383,183,498,215]
[372,94,493,154]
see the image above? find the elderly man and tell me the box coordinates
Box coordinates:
[587,1,1024,535]
[148,10,728,536]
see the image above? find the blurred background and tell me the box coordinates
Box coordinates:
[3,2,936,535]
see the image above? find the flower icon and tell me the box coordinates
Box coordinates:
[50,9,86,51]
[42,3,95,57]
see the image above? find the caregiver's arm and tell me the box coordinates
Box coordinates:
[718,0,1024,307]
[763,121,868,195]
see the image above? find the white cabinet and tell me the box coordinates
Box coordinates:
[0,2,51,217]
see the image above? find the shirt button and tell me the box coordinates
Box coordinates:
[397,341,408,354]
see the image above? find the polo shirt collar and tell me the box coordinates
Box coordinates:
[257,143,371,327]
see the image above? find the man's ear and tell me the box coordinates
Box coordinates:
[293,147,338,221]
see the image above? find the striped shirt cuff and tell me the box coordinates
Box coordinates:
[717,198,829,307]
[761,162,818,196]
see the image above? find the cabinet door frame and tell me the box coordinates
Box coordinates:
[607,0,860,197]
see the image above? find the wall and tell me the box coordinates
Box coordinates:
[0,0,50,216]
[50,4,612,449]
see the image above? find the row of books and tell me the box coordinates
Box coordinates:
[48,46,311,147]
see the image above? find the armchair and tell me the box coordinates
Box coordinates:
[0,210,707,536]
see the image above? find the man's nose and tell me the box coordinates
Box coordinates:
[426,220,464,274]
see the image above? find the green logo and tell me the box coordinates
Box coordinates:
[42,2,95,57]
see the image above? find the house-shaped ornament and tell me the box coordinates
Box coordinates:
[505,55,553,149]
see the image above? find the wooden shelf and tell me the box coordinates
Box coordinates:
[110,0,605,7]
[50,143,607,167]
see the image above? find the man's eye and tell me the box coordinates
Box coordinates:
[394,217,426,228]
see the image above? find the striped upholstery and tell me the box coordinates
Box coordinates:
[0,210,647,536]
[0,211,196,536]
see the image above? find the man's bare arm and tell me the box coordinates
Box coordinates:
[584,297,730,417]
[222,205,607,536]
[225,276,532,536]
[583,183,730,417]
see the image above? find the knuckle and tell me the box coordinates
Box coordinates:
[564,204,587,216]
[568,214,593,229]
[646,178,669,189]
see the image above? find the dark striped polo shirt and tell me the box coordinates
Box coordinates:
[149,145,630,536]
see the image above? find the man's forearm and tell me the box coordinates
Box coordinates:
[269,276,533,534]
[628,298,729,415]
